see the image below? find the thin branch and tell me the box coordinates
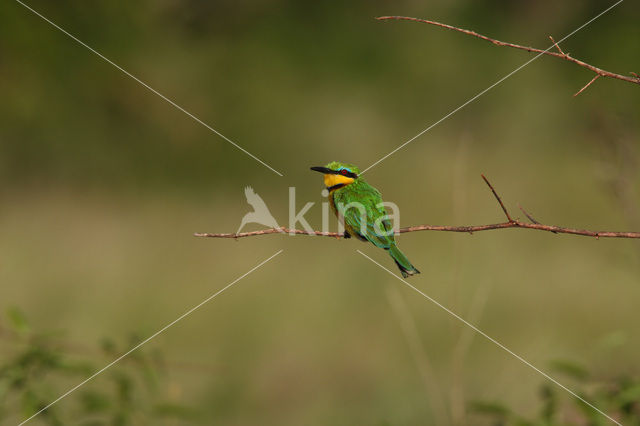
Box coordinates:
[574,74,601,97]
[519,203,557,234]
[195,228,341,239]
[548,36,565,56]
[194,176,640,240]
[482,173,513,222]
[375,16,640,94]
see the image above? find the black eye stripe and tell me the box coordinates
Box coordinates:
[335,170,357,178]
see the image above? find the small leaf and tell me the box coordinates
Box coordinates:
[6,307,30,335]
[617,383,640,406]
[573,393,608,425]
[112,371,133,405]
[469,400,512,416]
[79,390,111,413]
[153,402,198,420]
[597,331,628,351]
[549,359,589,381]
[56,359,95,376]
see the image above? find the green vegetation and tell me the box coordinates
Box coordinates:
[472,359,640,425]
[0,308,196,425]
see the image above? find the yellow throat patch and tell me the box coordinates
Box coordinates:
[324,173,355,189]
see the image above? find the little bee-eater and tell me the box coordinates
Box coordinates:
[311,161,420,278]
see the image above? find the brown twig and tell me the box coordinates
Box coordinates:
[375,16,640,95]
[482,174,513,222]
[574,74,601,97]
[548,36,565,56]
[194,176,640,240]
[519,203,557,234]
[195,228,340,239]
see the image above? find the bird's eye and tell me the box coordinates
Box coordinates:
[340,170,348,176]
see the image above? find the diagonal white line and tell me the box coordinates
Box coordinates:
[357,250,622,426]
[18,249,284,426]
[15,0,284,177]
[360,0,624,175]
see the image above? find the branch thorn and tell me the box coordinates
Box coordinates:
[573,74,600,97]
[481,174,513,222]
[519,204,557,233]
[548,36,565,56]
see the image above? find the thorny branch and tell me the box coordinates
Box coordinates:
[375,16,640,96]
[194,176,640,240]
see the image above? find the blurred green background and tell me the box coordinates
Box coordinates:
[1,0,639,424]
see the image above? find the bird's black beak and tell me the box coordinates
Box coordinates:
[310,166,333,174]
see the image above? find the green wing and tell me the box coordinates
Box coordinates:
[334,182,394,249]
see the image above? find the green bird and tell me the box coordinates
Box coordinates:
[311,161,420,278]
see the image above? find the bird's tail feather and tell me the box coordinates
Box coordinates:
[388,245,420,278]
